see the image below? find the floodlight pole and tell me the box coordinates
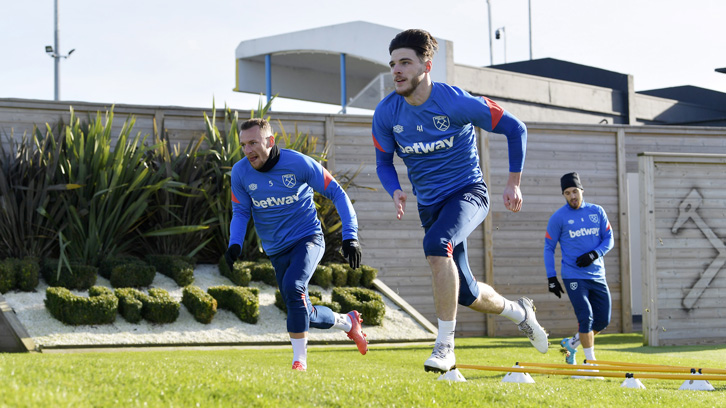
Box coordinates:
[53,0,60,100]
[487,0,493,66]
[528,0,533,59]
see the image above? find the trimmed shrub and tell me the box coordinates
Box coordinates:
[113,287,179,324]
[332,287,385,326]
[14,257,40,291]
[208,285,259,324]
[146,255,195,286]
[251,261,277,286]
[329,264,348,287]
[182,285,217,324]
[218,256,252,287]
[99,255,145,279]
[41,259,97,290]
[311,264,333,289]
[109,263,156,288]
[274,289,341,313]
[360,265,378,288]
[345,265,363,287]
[141,288,179,324]
[115,288,144,323]
[0,260,15,293]
[44,286,118,325]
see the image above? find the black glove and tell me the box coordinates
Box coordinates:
[224,244,241,272]
[548,277,565,298]
[341,239,361,269]
[576,250,598,268]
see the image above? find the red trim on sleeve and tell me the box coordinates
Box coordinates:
[446,241,454,257]
[484,97,504,129]
[606,221,611,231]
[545,231,552,240]
[372,134,386,152]
[231,191,240,204]
[322,167,334,190]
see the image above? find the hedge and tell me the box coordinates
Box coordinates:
[182,285,217,324]
[218,256,252,287]
[44,286,118,325]
[146,254,195,286]
[207,285,259,324]
[332,287,385,326]
[41,259,97,290]
[114,287,179,324]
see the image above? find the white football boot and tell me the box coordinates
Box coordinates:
[517,297,549,353]
[424,342,455,373]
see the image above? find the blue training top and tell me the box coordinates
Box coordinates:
[371,81,527,206]
[544,201,614,280]
[229,149,358,256]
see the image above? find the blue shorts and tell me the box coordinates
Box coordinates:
[417,183,489,306]
[269,234,336,333]
[563,277,611,333]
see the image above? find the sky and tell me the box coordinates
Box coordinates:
[2,0,726,115]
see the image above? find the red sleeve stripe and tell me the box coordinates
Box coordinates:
[372,134,386,152]
[606,221,611,231]
[322,168,334,190]
[484,97,504,130]
[231,191,240,204]
[545,231,552,240]
[446,241,454,257]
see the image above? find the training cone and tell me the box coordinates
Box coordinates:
[679,378,715,391]
[621,378,646,389]
[438,368,467,382]
[502,365,535,383]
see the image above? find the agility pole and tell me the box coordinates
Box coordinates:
[455,364,726,381]
[515,361,726,375]
[588,359,726,375]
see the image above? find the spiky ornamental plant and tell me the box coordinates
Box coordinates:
[53,108,172,266]
[0,125,79,259]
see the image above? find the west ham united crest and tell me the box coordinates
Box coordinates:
[433,116,450,131]
[589,214,599,223]
[570,282,578,291]
[282,174,297,188]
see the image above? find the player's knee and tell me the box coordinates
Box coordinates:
[422,235,452,257]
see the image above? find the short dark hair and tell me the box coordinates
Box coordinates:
[389,29,439,61]
[240,118,272,135]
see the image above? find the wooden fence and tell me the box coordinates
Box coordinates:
[3,98,726,343]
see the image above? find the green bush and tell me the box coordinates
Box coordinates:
[182,285,217,324]
[114,288,144,323]
[274,289,341,313]
[218,256,252,287]
[0,260,15,293]
[109,263,156,288]
[41,259,97,290]
[145,255,195,286]
[360,265,378,288]
[332,287,385,326]
[207,285,259,324]
[329,264,348,287]
[14,257,40,291]
[311,264,333,289]
[250,261,277,286]
[99,255,145,279]
[44,286,118,325]
[113,287,179,324]
[345,265,363,287]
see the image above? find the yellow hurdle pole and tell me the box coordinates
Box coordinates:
[588,359,726,375]
[515,361,722,374]
[455,364,726,381]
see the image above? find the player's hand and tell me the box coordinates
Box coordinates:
[393,189,407,220]
[548,276,565,298]
[503,173,523,212]
[576,250,598,267]
[342,239,362,269]
[224,244,241,272]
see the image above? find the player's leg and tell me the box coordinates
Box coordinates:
[419,184,488,372]
[563,278,595,364]
[584,278,611,362]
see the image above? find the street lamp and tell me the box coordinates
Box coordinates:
[495,26,507,64]
[45,0,75,101]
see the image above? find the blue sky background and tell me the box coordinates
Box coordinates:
[2,0,725,114]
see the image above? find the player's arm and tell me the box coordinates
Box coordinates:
[595,209,614,257]
[375,148,406,220]
[226,170,252,270]
[544,216,565,298]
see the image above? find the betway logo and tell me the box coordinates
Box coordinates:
[396,135,454,154]
[569,227,599,238]
[252,193,299,208]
